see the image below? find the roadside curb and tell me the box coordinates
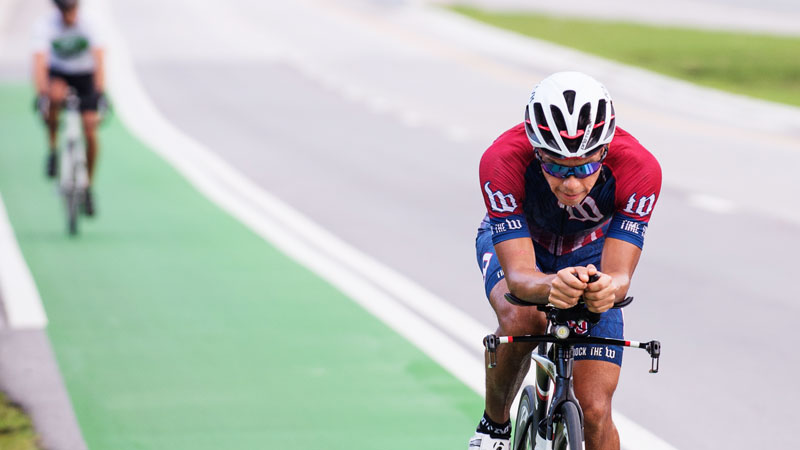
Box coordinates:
[0,328,87,450]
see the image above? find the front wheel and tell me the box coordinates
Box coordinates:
[66,189,80,235]
[513,386,536,449]
[553,401,583,450]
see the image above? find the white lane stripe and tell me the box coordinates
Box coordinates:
[0,194,48,329]
[95,0,677,448]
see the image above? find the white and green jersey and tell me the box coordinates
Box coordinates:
[32,9,104,75]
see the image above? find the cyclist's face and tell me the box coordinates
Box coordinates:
[59,6,78,25]
[539,150,604,206]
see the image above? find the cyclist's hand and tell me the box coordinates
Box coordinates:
[34,94,50,121]
[582,265,617,313]
[549,267,588,309]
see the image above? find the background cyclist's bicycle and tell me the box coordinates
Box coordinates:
[36,89,106,235]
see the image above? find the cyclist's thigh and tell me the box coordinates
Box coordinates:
[475,223,505,300]
[51,69,98,112]
[71,73,99,112]
[47,75,68,102]
[572,308,624,366]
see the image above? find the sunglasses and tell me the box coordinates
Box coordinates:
[536,148,607,179]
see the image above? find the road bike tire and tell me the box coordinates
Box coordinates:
[66,190,79,235]
[552,401,583,450]
[514,386,537,450]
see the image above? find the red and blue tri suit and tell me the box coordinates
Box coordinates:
[475,123,662,366]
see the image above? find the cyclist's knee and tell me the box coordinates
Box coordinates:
[497,309,544,336]
[489,283,543,333]
[581,397,613,431]
[82,113,99,135]
[48,79,67,102]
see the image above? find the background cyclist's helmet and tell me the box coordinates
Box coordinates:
[53,0,78,10]
[524,71,616,159]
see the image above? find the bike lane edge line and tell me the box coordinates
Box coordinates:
[0,193,48,329]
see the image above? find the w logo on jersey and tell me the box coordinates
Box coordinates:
[484,182,518,213]
[566,196,604,222]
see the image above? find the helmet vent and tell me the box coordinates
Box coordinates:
[562,90,576,114]
[604,103,617,141]
[535,103,558,149]
[595,99,606,126]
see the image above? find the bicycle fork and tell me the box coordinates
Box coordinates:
[529,345,583,449]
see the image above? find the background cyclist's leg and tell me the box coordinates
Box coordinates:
[81,110,99,184]
[573,360,620,450]
[46,77,67,152]
[485,278,546,422]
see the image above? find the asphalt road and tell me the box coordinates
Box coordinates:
[3,0,800,448]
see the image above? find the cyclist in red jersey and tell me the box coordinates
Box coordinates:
[469,72,662,450]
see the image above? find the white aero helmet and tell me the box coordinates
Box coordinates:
[524,71,616,159]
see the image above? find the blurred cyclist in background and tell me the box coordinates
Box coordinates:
[470,71,661,450]
[32,0,105,215]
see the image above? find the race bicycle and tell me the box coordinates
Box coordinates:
[483,277,661,450]
[36,89,106,235]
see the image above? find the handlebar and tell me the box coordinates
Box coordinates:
[33,90,110,122]
[483,332,661,373]
[489,273,660,373]
[504,274,631,325]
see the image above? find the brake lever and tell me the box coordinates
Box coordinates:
[483,334,498,369]
[645,340,661,373]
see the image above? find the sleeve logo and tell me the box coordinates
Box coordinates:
[483,182,518,213]
[623,193,656,217]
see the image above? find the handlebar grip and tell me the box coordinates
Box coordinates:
[504,293,547,306]
[614,296,634,308]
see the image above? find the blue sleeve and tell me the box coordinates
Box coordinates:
[606,213,648,249]
[489,214,531,245]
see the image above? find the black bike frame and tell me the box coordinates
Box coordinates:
[483,307,661,446]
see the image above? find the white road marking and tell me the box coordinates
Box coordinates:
[688,193,738,214]
[366,95,393,113]
[400,110,423,128]
[94,0,678,448]
[0,194,48,330]
[341,84,367,102]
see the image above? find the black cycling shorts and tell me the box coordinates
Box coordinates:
[48,68,100,112]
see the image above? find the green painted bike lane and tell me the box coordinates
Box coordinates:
[0,84,481,449]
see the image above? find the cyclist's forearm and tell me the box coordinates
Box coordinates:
[505,270,555,303]
[606,271,631,304]
[93,48,105,92]
[33,53,48,94]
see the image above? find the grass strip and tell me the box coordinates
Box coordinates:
[448,5,800,107]
[0,392,39,450]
